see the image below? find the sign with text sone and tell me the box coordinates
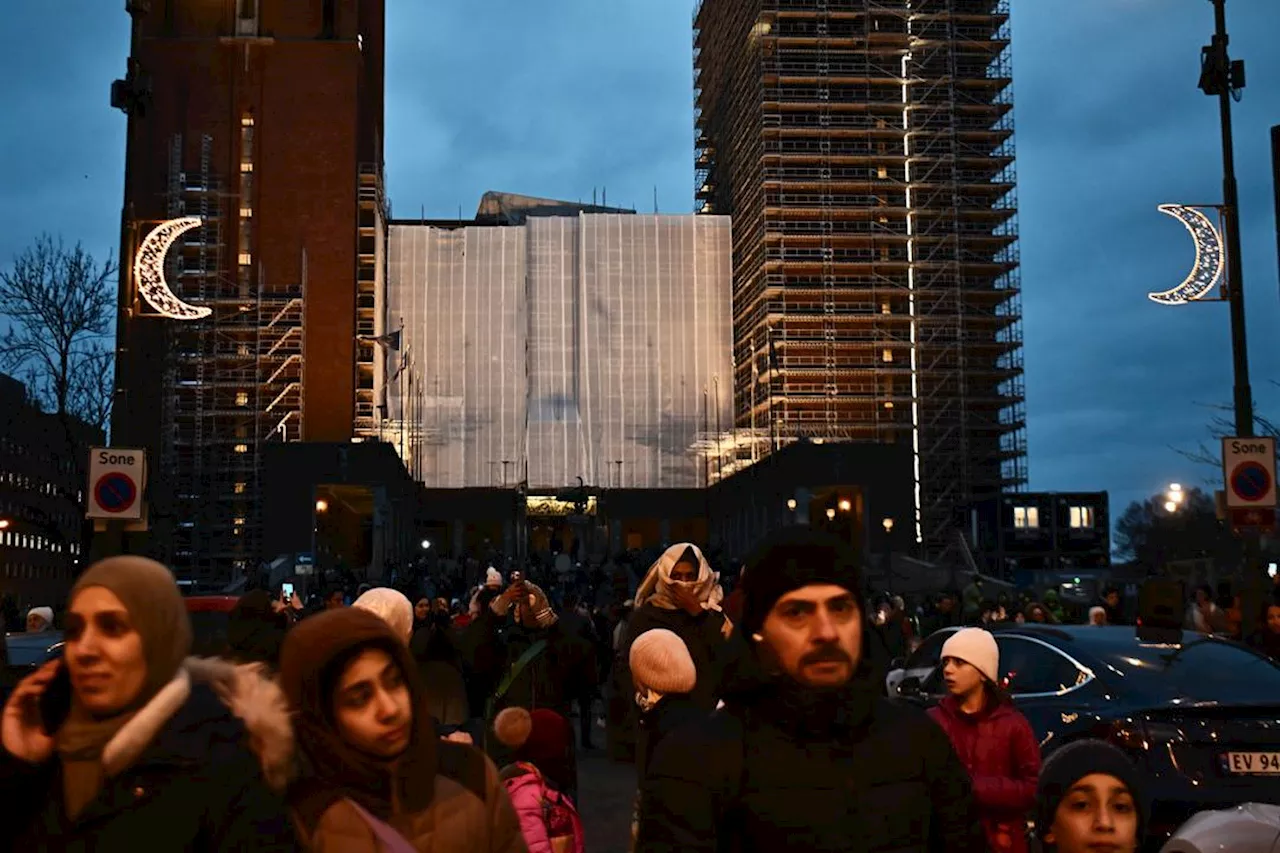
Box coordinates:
[87,447,147,520]
[1222,437,1277,510]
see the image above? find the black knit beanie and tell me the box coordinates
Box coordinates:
[1036,739,1146,843]
[741,525,865,636]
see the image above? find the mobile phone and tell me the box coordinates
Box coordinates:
[281,582,295,602]
[38,661,73,736]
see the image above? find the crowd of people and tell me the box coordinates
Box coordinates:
[6,528,1270,851]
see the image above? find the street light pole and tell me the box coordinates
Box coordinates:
[1200,0,1265,636]
[1201,0,1253,439]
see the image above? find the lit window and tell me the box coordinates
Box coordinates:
[239,252,252,266]
[1013,506,1041,529]
[234,517,246,526]
[883,401,894,409]
[241,114,255,127]
[240,207,253,218]
[235,391,249,406]
[877,166,888,180]
[881,302,891,315]
[234,444,248,454]
[234,482,246,495]
[1069,506,1094,529]
[240,161,253,172]
[882,348,893,363]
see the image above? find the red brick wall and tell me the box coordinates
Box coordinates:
[119,0,384,445]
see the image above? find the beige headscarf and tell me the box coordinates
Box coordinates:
[353,587,414,641]
[56,556,192,818]
[635,543,724,612]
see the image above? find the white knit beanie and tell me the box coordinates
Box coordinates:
[941,627,999,685]
[630,629,697,696]
[485,567,503,588]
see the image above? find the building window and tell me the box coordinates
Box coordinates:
[882,348,893,363]
[1069,506,1095,529]
[240,207,253,218]
[234,482,246,495]
[235,391,249,407]
[1013,506,1040,529]
[234,444,248,454]
[239,252,252,266]
[240,161,253,173]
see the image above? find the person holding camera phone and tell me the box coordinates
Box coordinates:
[0,556,298,851]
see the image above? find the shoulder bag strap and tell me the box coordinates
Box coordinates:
[344,797,418,853]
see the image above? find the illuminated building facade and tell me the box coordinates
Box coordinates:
[111,0,385,580]
[0,374,101,609]
[385,197,734,492]
[694,0,1027,556]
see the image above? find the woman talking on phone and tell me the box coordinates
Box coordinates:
[0,556,298,851]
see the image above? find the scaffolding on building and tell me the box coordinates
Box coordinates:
[694,0,1026,556]
[355,163,390,441]
[159,128,305,581]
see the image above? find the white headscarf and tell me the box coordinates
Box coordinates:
[353,588,414,641]
[635,543,723,612]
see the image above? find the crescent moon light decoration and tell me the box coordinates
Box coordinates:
[133,216,212,320]
[1148,204,1225,306]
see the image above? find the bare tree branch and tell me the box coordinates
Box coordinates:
[0,234,115,425]
[1174,398,1280,473]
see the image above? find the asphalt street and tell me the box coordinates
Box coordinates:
[576,748,637,853]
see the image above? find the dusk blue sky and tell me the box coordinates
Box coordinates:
[2,1,1278,523]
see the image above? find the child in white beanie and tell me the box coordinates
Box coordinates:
[631,631,700,787]
[928,627,1040,853]
[629,628,702,851]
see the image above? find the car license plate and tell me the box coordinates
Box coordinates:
[1224,752,1280,775]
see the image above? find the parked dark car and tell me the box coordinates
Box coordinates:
[897,624,1280,848]
[1,631,64,705]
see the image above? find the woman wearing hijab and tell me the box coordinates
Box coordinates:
[0,556,297,851]
[619,543,732,713]
[280,607,524,852]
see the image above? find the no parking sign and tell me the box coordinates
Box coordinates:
[87,448,147,520]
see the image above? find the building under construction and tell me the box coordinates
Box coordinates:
[693,0,1026,555]
[110,0,388,581]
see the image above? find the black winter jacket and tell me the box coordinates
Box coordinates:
[0,682,297,852]
[635,669,987,853]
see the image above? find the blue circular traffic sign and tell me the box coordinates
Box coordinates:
[94,472,137,514]
[1230,461,1272,503]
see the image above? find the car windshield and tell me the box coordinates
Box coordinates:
[1092,635,1280,704]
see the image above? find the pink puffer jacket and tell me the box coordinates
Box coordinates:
[503,763,584,853]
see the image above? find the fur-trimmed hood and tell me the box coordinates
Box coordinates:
[102,657,295,793]
[183,656,295,792]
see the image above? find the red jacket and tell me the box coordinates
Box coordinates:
[929,694,1041,853]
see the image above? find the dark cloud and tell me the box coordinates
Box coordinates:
[3,0,1279,526]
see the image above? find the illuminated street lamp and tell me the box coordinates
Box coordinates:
[826,508,836,521]
[786,498,797,511]
[420,539,432,551]
[838,498,852,513]
[315,499,329,513]
[0,519,9,530]
[882,517,894,534]
[1165,483,1185,514]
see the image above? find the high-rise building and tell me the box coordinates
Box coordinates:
[110,0,386,580]
[386,194,734,491]
[693,0,1026,554]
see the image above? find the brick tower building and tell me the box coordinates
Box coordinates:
[111,0,386,580]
